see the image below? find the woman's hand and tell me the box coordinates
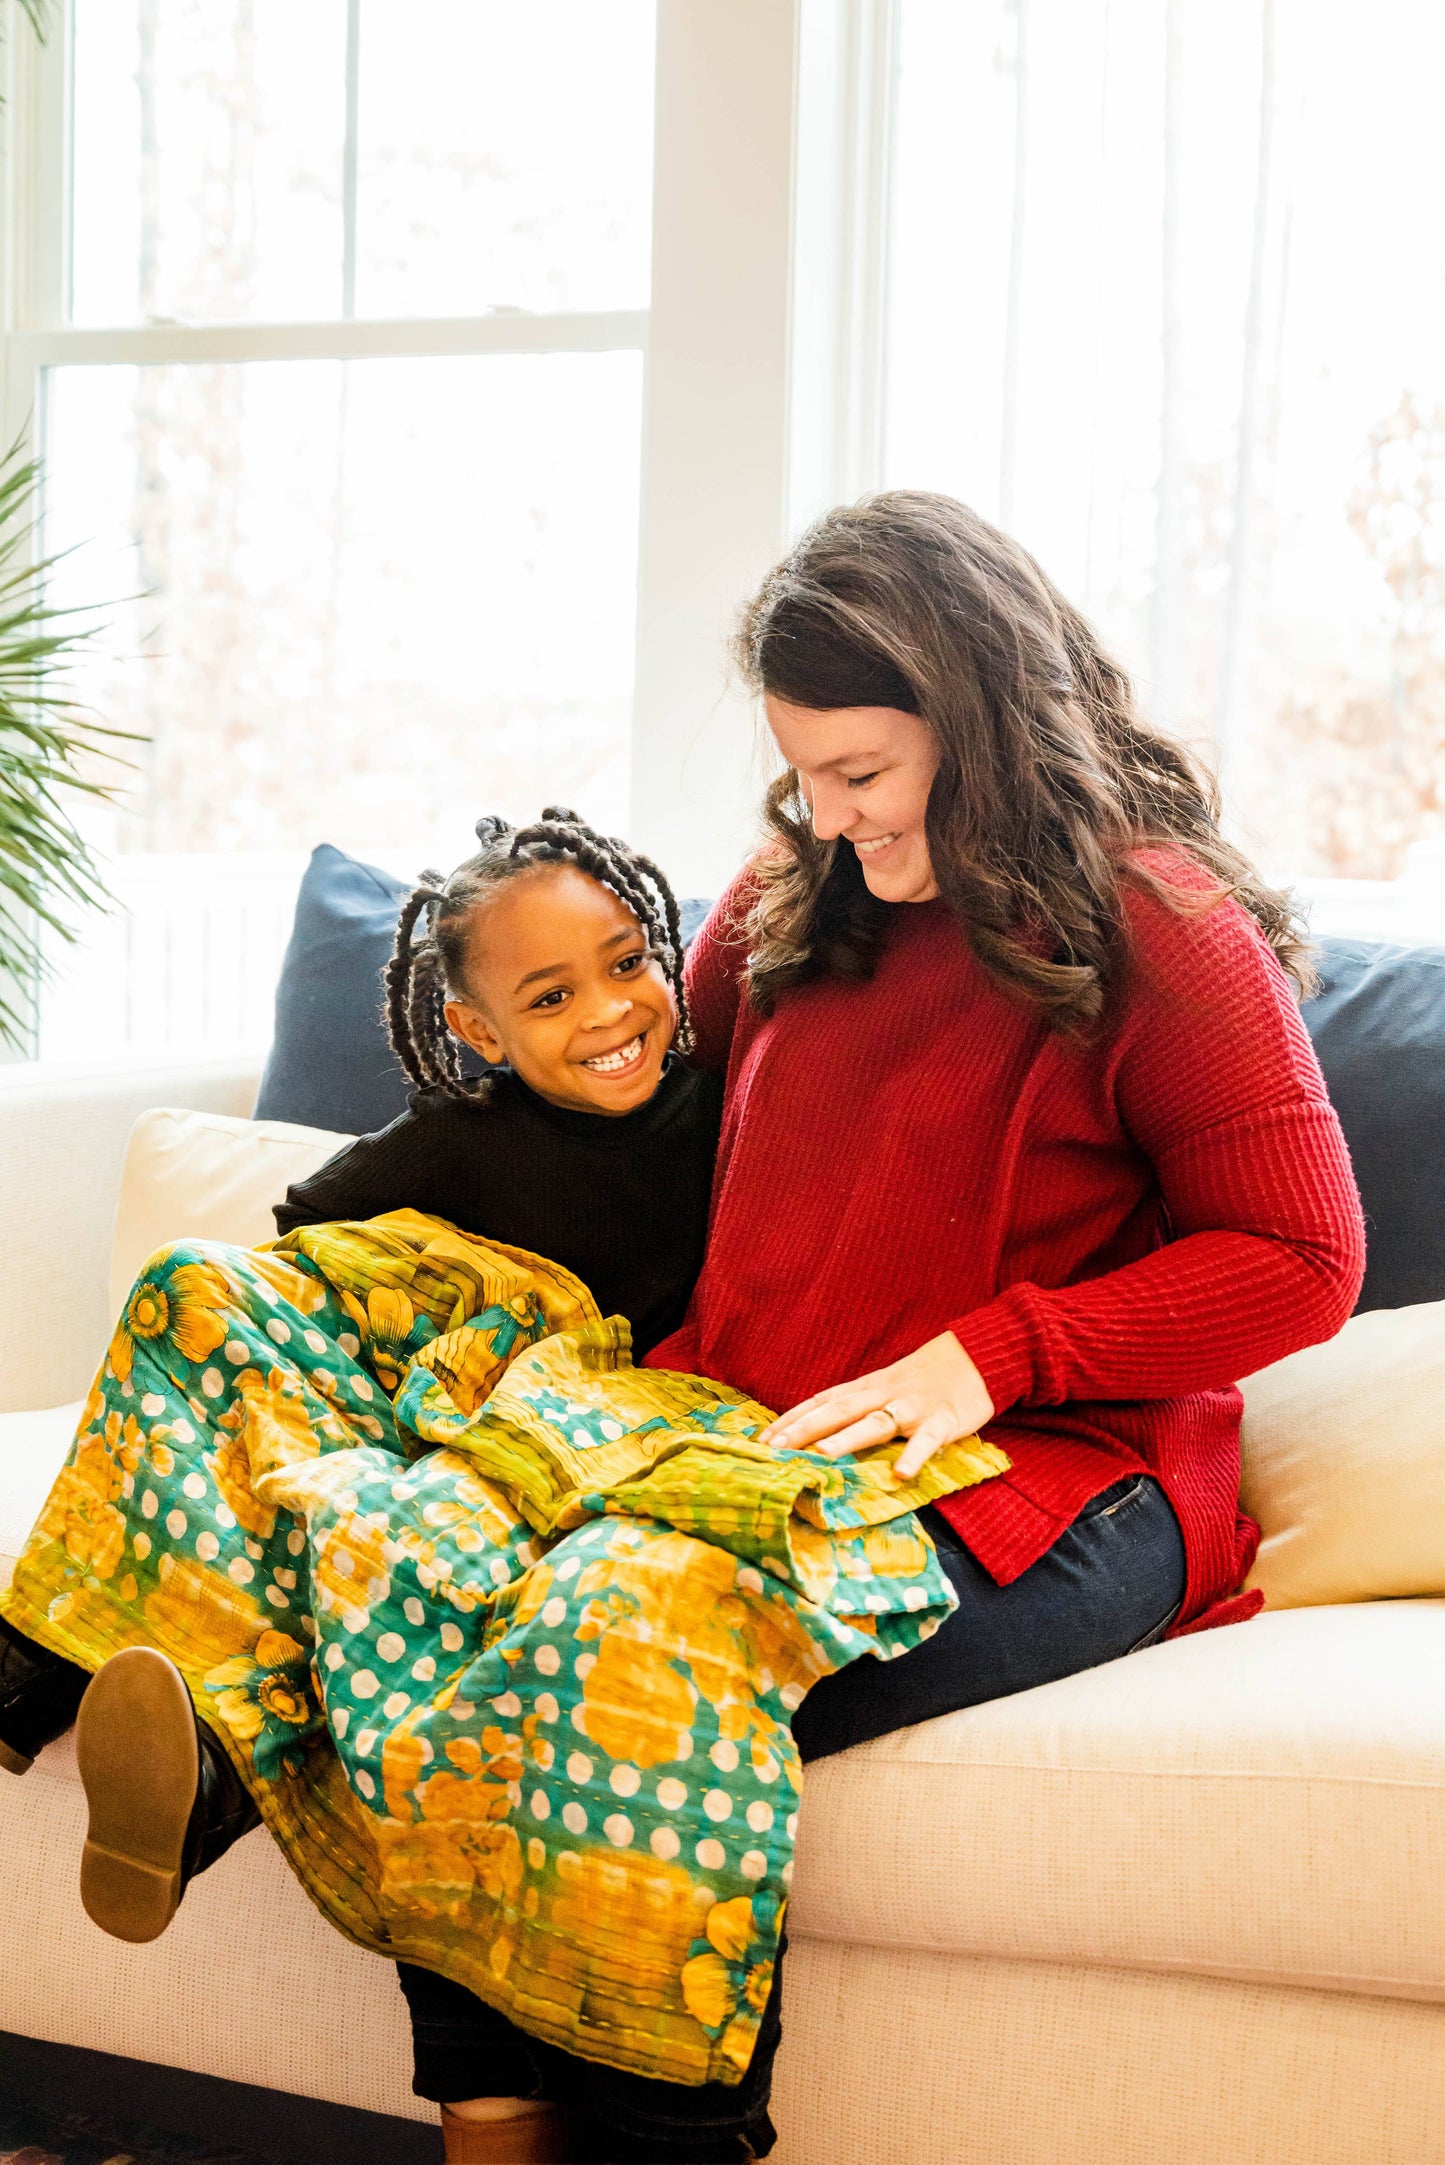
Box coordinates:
[760,1332,996,1481]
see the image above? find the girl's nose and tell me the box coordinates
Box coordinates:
[586,991,634,1029]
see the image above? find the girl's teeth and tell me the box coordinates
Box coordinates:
[856,834,898,856]
[585,1035,643,1073]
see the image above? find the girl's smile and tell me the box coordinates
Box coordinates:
[580,1030,651,1078]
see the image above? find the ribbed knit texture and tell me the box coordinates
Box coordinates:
[645,853,1366,1630]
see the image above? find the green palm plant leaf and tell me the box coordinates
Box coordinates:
[0,439,138,1050]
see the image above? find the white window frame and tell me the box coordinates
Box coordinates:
[0,0,906,1059]
[1,10,655,402]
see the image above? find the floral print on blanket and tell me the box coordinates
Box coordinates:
[0,1211,1008,2087]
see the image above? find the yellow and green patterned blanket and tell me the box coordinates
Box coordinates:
[0,1213,1007,2086]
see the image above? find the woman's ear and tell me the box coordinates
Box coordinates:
[443,997,508,1068]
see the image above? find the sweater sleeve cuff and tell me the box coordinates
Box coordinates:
[948,1297,1039,1417]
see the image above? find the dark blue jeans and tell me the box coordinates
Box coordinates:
[399,1474,1186,2161]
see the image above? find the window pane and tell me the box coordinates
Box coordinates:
[71,0,349,325]
[354,2,656,316]
[39,353,641,1054]
[69,0,657,328]
[888,0,1445,887]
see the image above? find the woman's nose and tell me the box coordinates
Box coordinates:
[808,777,854,843]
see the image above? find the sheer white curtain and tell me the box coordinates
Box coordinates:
[886,0,1445,918]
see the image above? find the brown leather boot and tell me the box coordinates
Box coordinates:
[440,2101,576,2163]
[75,1644,260,1942]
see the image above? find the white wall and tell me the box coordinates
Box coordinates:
[630,0,802,900]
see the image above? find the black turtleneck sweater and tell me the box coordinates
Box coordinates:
[273,1060,724,1358]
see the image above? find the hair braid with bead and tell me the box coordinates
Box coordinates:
[383,807,692,1100]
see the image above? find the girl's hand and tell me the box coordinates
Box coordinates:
[760,1332,996,1481]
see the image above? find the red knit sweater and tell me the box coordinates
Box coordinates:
[646,853,1366,1632]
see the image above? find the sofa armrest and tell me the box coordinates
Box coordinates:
[0,1057,262,1413]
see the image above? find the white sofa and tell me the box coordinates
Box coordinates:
[1,1058,1443,2164]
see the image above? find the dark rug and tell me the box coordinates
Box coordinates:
[0,2035,442,2165]
[0,2085,286,2165]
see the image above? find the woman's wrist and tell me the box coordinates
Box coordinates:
[946,1303,1036,1422]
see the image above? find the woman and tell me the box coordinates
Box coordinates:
[624,487,1362,2153]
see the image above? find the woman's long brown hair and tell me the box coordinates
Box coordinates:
[734,491,1313,1029]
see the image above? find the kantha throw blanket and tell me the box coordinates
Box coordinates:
[0,1213,1008,2086]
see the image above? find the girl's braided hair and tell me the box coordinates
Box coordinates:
[384,806,691,1099]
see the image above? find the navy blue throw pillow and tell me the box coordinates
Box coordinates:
[1302,937,1445,1314]
[254,846,416,1135]
[255,844,718,1139]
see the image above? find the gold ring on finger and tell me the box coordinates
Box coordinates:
[881,1400,908,1434]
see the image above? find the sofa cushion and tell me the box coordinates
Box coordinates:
[790,1598,1445,2001]
[253,844,717,1138]
[253,845,417,1136]
[109,1108,354,1316]
[1302,937,1445,1312]
[1238,1300,1445,1609]
[0,1403,83,1592]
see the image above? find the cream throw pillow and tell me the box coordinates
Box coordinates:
[108,1107,355,1316]
[1239,1300,1445,1608]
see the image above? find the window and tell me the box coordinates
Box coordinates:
[3,4,802,1064]
[15,0,657,1057]
[887,0,1445,936]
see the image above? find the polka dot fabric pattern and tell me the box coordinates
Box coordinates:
[0,1211,1005,2089]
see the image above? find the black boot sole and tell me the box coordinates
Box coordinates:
[76,1646,198,1944]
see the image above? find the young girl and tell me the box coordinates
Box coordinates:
[0,808,750,2165]
[280,807,736,2165]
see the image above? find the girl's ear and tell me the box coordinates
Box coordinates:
[444,997,508,1068]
